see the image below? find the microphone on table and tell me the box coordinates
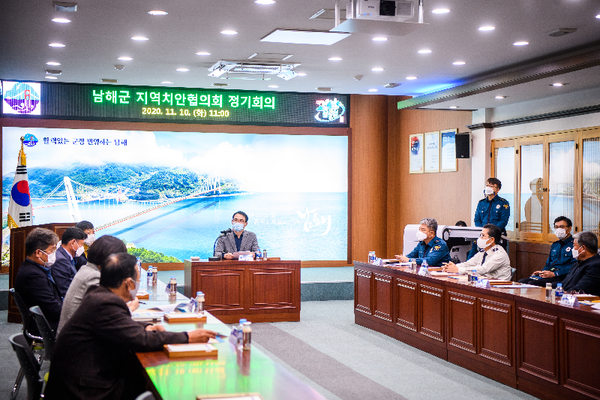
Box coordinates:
[220,228,232,235]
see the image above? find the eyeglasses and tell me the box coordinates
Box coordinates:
[485,184,498,189]
[232,218,246,223]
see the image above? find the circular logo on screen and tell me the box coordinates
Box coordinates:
[3,82,41,114]
[23,133,38,147]
[315,98,346,123]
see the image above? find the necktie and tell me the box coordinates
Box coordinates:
[481,251,488,266]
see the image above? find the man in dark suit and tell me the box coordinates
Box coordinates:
[214,210,260,259]
[45,252,218,400]
[14,227,62,333]
[555,231,600,296]
[74,220,95,270]
[53,227,87,297]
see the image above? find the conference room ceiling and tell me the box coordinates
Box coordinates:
[1,0,600,110]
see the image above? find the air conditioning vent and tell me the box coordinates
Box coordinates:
[316,87,332,91]
[547,28,577,37]
[208,60,301,80]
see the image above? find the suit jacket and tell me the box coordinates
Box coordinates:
[45,285,189,400]
[14,258,63,333]
[57,262,100,333]
[53,246,78,297]
[74,253,88,271]
[559,254,600,296]
[214,230,260,258]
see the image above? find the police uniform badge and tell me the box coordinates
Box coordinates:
[496,205,501,209]
[566,247,571,252]
[503,204,509,209]
[434,245,441,251]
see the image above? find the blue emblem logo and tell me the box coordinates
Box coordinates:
[23,133,38,147]
[315,98,346,123]
[2,81,41,115]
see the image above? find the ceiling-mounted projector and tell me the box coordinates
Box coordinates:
[347,0,414,22]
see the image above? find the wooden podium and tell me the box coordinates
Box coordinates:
[7,222,75,323]
[184,259,301,324]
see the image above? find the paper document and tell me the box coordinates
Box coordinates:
[233,251,253,258]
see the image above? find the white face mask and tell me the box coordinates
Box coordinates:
[42,250,56,267]
[554,228,567,240]
[416,231,428,242]
[129,278,139,301]
[477,237,491,250]
[232,222,245,232]
[83,233,95,246]
[484,186,495,196]
[75,243,85,257]
[572,246,581,259]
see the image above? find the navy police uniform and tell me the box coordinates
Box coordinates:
[519,235,576,286]
[406,236,451,266]
[468,194,510,259]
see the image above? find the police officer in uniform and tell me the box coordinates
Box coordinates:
[468,177,510,259]
[519,216,576,286]
[396,218,451,266]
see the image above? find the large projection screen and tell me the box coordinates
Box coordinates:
[2,126,348,262]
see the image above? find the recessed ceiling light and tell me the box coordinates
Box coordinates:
[406,76,417,80]
[453,61,466,65]
[221,30,238,35]
[261,29,349,45]
[372,36,388,42]
[418,49,432,54]
[514,41,529,46]
[495,95,506,99]
[176,68,189,72]
[552,82,565,87]
[297,72,307,76]
[432,8,450,14]
[131,36,149,41]
[52,17,71,23]
[449,106,458,109]
[161,81,173,84]
[255,0,276,4]
[371,67,384,72]
[49,43,65,47]
[46,61,61,66]
[118,56,133,61]
[328,57,343,61]
[45,76,58,80]
[268,85,279,88]
[148,10,168,15]
[596,14,600,19]
[479,26,495,31]
[368,89,378,92]
[196,51,211,56]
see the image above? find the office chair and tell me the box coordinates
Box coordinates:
[8,334,44,400]
[510,267,517,281]
[30,306,57,361]
[136,390,156,400]
[9,289,43,400]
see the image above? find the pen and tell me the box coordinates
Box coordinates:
[139,301,146,304]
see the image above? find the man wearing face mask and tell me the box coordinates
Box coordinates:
[74,220,95,270]
[14,228,62,333]
[519,216,577,286]
[45,252,218,400]
[395,218,451,266]
[52,227,88,298]
[214,211,260,260]
[467,177,510,260]
[443,224,512,280]
[553,231,600,296]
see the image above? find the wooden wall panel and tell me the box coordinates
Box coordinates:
[387,108,473,258]
[517,307,559,384]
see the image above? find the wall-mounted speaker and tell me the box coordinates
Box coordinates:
[455,133,470,158]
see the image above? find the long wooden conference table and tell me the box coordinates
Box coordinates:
[354,261,600,400]
[135,280,324,400]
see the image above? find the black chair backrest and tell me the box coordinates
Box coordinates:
[9,288,41,344]
[9,333,43,400]
[29,306,56,361]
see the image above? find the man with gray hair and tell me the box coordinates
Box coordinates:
[396,218,451,266]
[554,231,600,296]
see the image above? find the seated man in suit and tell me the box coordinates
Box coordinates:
[58,234,128,333]
[443,224,512,280]
[53,227,88,297]
[14,227,62,333]
[45,252,218,400]
[555,231,600,296]
[395,217,451,266]
[519,216,577,286]
[214,211,260,260]
[74,220,95,270]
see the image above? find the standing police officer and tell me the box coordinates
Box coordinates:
[468,177,510,259]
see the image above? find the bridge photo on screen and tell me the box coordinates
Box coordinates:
[2,127,348,263]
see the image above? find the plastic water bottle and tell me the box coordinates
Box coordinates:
[235,318,247,347]
[256,249,262,261]
[146,267,153,289]
[194,291,205,313]
[368,251,376,264]
[262,249,268,261]
[422,260,428,268]
[169,276,177,296]
[242,321,252,350]
[555,283,564,299]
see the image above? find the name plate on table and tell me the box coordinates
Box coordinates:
[418,266,430,276]
[559,294,580,307]
[164,343,217,358]
[164,313,207,323]
[238,254,254,261]
[475,279,491,288]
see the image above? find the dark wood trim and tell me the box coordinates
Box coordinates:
[467,104,600,131]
